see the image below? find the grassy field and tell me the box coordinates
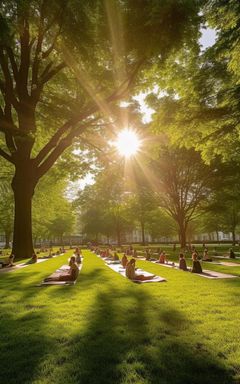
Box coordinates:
[0,250,240,384]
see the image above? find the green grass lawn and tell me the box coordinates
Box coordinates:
[0,250,240,384]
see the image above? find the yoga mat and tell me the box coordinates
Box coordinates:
[106,263,166,283]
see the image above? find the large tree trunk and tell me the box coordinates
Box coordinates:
[178,220,187,249]
[11,166,36,260]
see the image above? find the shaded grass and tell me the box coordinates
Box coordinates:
[0,250,240,383]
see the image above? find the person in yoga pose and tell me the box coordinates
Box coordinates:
[44,256,79,282]
[202,248,212,262]
[75,253,82,265]
[159,251,167,264]
[133,249,138,258]
[74,247,82,264]
[125,258,155,281]
[0,254,15,268]
[191,252,202,273]
[30,253,38,263]
[179,253,188,271]
[113,252,119,261]
[121,253,128,268]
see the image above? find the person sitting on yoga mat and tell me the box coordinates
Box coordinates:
[113,252,119,261]
[191,252,202,273]
[44,256,79,282]
[159,251,167,264]
[145,249,151,260]
[133,249,138,258]
[125,258,155,281]
[121,254,128,268]
[0,253,15,268]
[30,253,38,263]
[75,253,82,265]
[202,248,212,262]
[179,253,188,271]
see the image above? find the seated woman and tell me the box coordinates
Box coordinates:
[145,249,151,260]
[191,252,202,273]
[158,251,166,264]
[126,259,155,281]
[100,250,107,258]
[113,252,119,261]
[229,248,235,259]
[44,256,79,282]
[179,253,188,271]
[74,247,82,259]
[30,253,38,263]
[0,254,15,268]
[75,253,82,265]
[202,249,212,262]
[121,254,128,268]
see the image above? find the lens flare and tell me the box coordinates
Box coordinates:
[115,129,141,158]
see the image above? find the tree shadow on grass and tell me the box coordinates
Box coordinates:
[60,284,234,384]
[0,278,53,384]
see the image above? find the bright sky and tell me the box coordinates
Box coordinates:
[200,27,216,50]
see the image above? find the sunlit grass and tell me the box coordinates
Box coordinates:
[0,250,240,384]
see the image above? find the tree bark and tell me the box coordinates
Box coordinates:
[232,229,236,246]
[178,221,187,249]
[11,166,36,260]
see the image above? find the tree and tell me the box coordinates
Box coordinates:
[76,165,133,245]
[145,208,177,242]
[204,0,240,79]
[0,0,201,258]
[32,170,73,244]
[126,189,156,245]
[146,1,240,164]
[47,212,75,245]
[152,146,212,248]
[203,163,240,245]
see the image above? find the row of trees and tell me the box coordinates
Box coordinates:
[76,146,240,247]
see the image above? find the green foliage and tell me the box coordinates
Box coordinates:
[147,1,240,163]
[202,163,240,241]
[75,165,133,242]
[204,0,240,79]
[150,146,213,246]
[145,208,177,240]
[32,171,75,241]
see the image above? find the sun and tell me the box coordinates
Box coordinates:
[115,129,141,158]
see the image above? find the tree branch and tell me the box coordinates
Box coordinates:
[40,62,66,85]
[34,60,143,175]
[0,148,14,163]
[0,47,19,109]
[5,46,19,83]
